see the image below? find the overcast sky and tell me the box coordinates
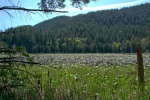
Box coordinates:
[0,0,150,31]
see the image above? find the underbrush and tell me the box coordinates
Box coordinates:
[1,64,150,100]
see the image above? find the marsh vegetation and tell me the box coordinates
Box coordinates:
[1,54,150,100]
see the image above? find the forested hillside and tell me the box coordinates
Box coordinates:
[1,3,150,53]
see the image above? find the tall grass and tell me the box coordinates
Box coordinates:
[3,64,150,100]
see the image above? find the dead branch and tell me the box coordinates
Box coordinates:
[0,49,15,53]
[0,57,24,60]
[0,6,68,13]
[0,60,40,65]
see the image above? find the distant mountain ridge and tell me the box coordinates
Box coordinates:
[34,16,71,31]
[1,3,150,53]
[33,3,150,32]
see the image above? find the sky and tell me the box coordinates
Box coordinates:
[0,0,150,31]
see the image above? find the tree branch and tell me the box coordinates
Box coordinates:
[0,60,40,65]
[0,49,15,53]
[0,6,68,13]
[0,57,24,60]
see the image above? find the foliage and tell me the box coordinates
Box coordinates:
[0,47,40,100]
[1,3,150,53]
[38,0,66,10]
[38,0,96,10]
[0,0,96,15]
[1,63,150,99]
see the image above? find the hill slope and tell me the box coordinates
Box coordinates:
[1,3,150,53]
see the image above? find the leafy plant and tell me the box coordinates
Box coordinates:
[0,47,39,100]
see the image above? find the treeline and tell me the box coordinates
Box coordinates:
[1,3,150,53]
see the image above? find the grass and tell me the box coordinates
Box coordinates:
[2,64,149,100]
[1,54,150,100]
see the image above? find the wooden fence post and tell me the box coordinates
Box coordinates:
[136,44,145,86]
